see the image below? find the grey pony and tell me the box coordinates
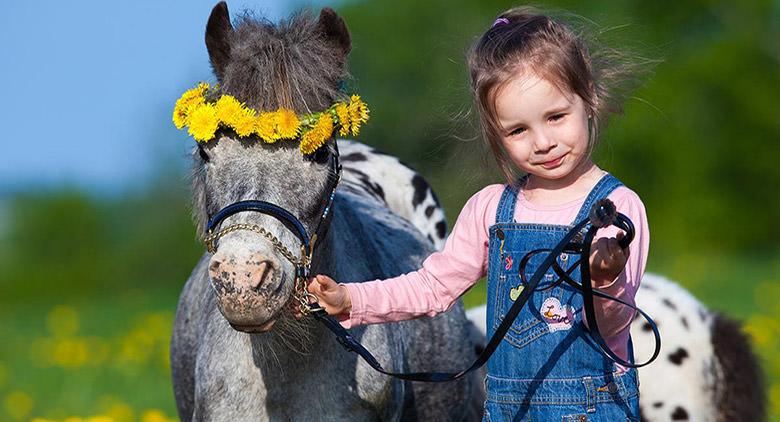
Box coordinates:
[170,3,484,421]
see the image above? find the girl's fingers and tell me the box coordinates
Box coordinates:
[606,238,620,257]
[317,275,338,291]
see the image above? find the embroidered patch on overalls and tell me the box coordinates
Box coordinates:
[509,285,524,301]
[504,255,513,270]
[541,297,575,332]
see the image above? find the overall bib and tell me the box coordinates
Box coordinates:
[483,174,641,422]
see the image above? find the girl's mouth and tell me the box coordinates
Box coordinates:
[540,154,566,169]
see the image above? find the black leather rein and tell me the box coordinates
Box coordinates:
[308,198,661,382]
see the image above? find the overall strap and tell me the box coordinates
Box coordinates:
[573,173,623,224]
[495,175,527,224]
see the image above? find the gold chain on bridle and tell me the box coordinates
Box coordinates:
[204,224,319,315]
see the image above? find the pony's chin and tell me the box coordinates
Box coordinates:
[230,319,277,333]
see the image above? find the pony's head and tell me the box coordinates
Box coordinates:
[191,2,351,333]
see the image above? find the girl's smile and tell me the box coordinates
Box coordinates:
[539,153,567,169]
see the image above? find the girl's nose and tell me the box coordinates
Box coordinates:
[533,129,556,153]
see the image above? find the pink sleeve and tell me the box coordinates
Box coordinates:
[339,186,502,328]
[582,189,650,338]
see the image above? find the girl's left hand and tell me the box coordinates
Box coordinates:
[589,232,629,288]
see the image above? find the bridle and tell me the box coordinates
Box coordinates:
[202,141,342,314]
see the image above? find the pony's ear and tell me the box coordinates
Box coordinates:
[317,8,351,58]
[205,2,233,80]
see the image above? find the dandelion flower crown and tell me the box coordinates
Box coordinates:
[172,82,370,154]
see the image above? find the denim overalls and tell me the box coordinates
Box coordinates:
[483,174,641,422]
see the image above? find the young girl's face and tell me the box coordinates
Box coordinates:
[494,72,591,184]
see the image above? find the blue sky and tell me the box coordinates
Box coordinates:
[0,1,304,195]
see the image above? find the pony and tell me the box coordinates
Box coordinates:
[170,4,484,420]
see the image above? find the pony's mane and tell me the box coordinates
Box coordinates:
[220,10,349,114]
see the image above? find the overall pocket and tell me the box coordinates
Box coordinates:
[493,265,565,350]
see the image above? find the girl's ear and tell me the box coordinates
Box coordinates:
[205,1,234,81]
[317,8,351,60]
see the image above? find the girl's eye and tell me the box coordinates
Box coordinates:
[549,113,566,122]
[508,127,526,137]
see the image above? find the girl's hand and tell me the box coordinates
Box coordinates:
[589,232,629,288]
[305,275,352,317]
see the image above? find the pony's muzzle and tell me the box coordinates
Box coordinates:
[208,251,280,294]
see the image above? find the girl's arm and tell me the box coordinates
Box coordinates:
[308,188,497,328]
[582,189,650,338]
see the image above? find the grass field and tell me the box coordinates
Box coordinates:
[2,253,778,421]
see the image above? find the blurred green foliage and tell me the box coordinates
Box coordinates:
[341,0,780,258]
[1,0,778,420]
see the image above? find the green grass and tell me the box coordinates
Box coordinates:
[0,287,181,422]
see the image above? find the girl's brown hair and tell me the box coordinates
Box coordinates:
[468,6,636,183]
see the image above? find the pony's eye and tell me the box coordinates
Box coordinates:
[198,145,210,162]
[308,144,331,164]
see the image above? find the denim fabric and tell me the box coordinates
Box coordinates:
[483,174,641,421]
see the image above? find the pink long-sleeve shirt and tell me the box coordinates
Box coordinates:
[341,180,649,366]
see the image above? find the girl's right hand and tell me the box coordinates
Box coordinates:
[306,274,352,317]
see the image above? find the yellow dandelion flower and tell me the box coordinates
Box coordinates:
[300,113,333,154]
[4,391,33,420]
[348,95,369,136]
[276,109,301,139]
[233,108,257,138]
[215,95,245,128]
[172,83,209,129]
[187,104,218,142]
[334,103,350,136]
[173,95,205,129]
[255,112,280,142]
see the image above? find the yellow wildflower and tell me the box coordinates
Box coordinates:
[334,103,350,136]
[187,104,219,142]
[276,109,301,139]
[232,108,257,138]
[215,95,245,128]
[172,82,209,129]
[173,82,368,148]
[348,95,369,136]
[4,391,33,420]
[47,305,79,336]
[255,112,280,142]
[300,113,333,154]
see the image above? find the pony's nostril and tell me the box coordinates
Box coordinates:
[250,261,276,290]
[208,259,222,279]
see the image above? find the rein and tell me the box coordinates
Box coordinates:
[203,141,341,314]
[308,198,661,382]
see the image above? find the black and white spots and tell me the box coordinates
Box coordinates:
[632,274,765,421]
[633,274,715,421]
[339,140,448,250]
[668,347,689,365]
[671,406,690,420]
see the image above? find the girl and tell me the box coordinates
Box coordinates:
[308,7,648,421]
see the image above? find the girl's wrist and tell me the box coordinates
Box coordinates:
[342,285,352,315]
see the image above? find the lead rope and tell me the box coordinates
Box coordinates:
[308,199,661,382]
